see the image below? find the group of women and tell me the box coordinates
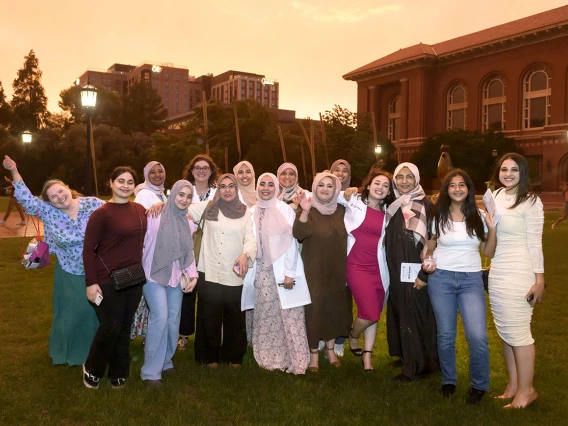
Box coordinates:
[2,150,545,408]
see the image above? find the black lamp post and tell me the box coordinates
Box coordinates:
[80,84,97,195]
[21,130,32,154]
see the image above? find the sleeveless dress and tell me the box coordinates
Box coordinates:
[488,191,544,346]
[346,208,385,322]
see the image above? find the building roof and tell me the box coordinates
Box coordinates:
[344,5,568,80]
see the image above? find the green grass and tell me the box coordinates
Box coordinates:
[0,214,567,425]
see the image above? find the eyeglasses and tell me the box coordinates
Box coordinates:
[193,166,210,173]
[219,184,237,190]
[395,174,414,181]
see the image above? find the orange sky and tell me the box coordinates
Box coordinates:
[1,0,565,119]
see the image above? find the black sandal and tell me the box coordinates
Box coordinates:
[348,329,363,357]
[362,350,374,373]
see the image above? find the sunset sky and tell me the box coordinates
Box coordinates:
[1,0,565,119]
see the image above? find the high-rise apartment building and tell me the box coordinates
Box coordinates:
[210,70,279,108]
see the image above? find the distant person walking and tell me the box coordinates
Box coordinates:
[551,182,568,230]
[0,175,26,225]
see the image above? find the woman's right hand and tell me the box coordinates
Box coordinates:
[86,284,102,303]
[298,191,312,212]
[146,202,165,218]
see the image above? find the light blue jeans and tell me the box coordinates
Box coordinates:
[427,269,490,392]
[141,280,183,380]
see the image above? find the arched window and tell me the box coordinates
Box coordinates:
[482,76,506,131]
[523,67,551,129]
[388,95,401,142]
[447,84,467,130]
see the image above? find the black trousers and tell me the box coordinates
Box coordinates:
[179,286,198,336]
[194,273,246,365]
[85,283,143,380]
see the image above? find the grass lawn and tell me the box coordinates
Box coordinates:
[0,213,566,426]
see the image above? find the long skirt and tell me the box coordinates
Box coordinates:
[252,258,309,375]
[49,261,99,366]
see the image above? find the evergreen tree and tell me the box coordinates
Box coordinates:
[0,81,12,127]
[121,81,167,134]
[11,49,49,133]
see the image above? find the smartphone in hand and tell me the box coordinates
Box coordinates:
[94,292,103,306]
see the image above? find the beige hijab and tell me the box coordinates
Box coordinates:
[233,161,257,208]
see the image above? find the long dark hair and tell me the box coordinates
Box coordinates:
[435,169,485,242]
[182,154,220,188]
[359,169,395,207]
[491,152,535,209]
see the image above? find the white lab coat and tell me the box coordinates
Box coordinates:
[241,200,311,310]
[338,192,390,295]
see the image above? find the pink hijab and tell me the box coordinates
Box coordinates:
[255,173,293,267]
[311,172,341,215]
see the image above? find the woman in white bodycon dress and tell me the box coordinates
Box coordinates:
[489,153,545,409]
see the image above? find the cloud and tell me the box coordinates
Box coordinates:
[291,0,402,23]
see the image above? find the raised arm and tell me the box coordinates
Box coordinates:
[3,155,42,216]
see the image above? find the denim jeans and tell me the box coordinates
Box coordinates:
[427,269,489,391]
[141,281,183,380]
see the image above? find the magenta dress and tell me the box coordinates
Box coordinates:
[346,208,385,322]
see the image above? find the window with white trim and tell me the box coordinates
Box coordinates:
[482,76,506,131]
[388,95,401,142]
[447,84,467,130]
[523,67,551,129]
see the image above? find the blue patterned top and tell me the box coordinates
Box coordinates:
[14,180,105,275]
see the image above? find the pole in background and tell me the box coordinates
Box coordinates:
[277,124,287,162]
[202,91,209,156]
[233,104,242,162]
[85,112,93,196]
[319,112,330,169]
[225,146,229,174]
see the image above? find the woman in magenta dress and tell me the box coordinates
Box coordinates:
[342,169,393,372]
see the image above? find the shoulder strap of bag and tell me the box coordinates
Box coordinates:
[197,200,212,229]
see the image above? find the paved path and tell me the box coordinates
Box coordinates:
[0,214,44,238]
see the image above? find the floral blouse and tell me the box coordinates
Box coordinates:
[14,180,105,275]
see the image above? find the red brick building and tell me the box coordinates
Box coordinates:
[344,6,568,192]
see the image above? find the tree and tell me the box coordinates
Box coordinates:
[121,81,167,134]
[59,84,122,129]
[411,129,521,188]
[0,81,12,127]
[11,49,49,133]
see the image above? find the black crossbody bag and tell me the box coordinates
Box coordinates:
[97,204,147,291]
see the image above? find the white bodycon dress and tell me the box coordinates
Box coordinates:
[488,190,544,346]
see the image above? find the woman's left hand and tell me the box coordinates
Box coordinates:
[234,253,249,277]
[182,277,198,293]
[283,276,295,290]
[526,282,545,307]
[146,202,165,218]
[413,277,427,290]
[484,210,496,230]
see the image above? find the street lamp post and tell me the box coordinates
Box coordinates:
[80,84,97,195]
[21,130,32,154]
[374,144,385,169]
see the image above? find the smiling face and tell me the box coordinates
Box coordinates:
[332,164,349,184]
[174,186,193,210]
[219,177,237,202]
[315,176,335,203]
[258,176,276,201]
[499,159,520,191]
[447,175,468,204]
[237,164,253,187]
[368,175,390,202]
[110,172,135,200]
[192,160,212,184]
[45,183,73,210]
[147,164,165,186]
[279,168,297,189]
[395,167,417,194]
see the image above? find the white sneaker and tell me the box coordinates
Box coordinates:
[318,340,325,351]
[334,343,345,357]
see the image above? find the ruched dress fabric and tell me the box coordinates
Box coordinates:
[488,191,544,346]
[252,209,310,374]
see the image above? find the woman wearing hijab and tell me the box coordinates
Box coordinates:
[187,174,256,367]
[132,161,167,340]
[141,180,198,387]
[385,162,438,381]
[234,161,257,208]
[331,159,351,191]
[277,163,303,208]
[293,173,351,372]
[241,173,311,374]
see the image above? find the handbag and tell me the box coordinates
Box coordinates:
[21,211,50,269]
[482,256,490,293]
[192,201,211,267]
[97,204,146,291]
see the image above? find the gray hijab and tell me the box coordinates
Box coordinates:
[150,180,194,286]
